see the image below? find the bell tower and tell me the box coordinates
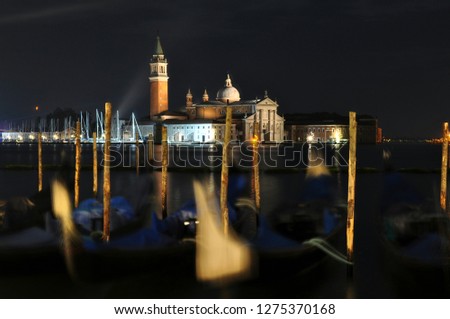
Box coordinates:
[149,35,169,118]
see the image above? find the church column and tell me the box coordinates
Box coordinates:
[259,109,263,141]
[253,110,258,138]
[272,110,276,141]
[271,110,274,141]
[267,110,271,142]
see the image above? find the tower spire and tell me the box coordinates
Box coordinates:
[186,88,193,107]
[154,35,164,56]
[202,88,209,102]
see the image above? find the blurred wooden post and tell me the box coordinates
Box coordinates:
[93,132,98,197]
[38,132,43,192]
[103,102,112,242]
[74,121,81,208]
[148,133,154,164]
[220,106,232,236]
[252,123,260,210]
[135,132,140,176]
[161,126,168,218]
[347,112,357,267]
[440,122,448,212]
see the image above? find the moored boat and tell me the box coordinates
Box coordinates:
[380,161,450,297]
[52,179,197,283]
[194,164,348,285]
[0,195,64,274]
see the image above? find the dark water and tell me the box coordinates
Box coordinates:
[0,142,448,298]
[0,141,444,170]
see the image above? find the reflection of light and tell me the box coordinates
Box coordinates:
[332,129,342,144]
[53,134,59,140]
[17,134,23,140]
[251,135,258,143]
[183,220,199,226]
[307,133,314,143]
[194,180,253,284]
[334,130,341,144]
[117,71,145,115]
[29,134,35,140]
[42,135,47,140]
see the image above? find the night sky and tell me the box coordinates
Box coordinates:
[1,0,450,138]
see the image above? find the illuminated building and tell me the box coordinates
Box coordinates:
[285,113,380,144]
[148,35,284,143]
[186,78,284,142]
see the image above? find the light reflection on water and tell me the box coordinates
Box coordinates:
[0,142,444,217]
[0,142,444,169]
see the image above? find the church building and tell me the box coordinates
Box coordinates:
[147,35,285,143]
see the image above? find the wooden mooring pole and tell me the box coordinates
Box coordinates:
[38,132,43,192]
[252,123,260,210]
[220,106,232,236]
[92,132,98,197]
[161,126,168,219]
[103,102,112,242]
[347,112,357,270]
[148,133,154,164]
[440,122,448,212]
[74,121,81,208]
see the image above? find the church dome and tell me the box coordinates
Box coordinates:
[216,74,240,103]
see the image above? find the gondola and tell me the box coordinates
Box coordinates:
[0,160,91,275]
[53,164,347,289]
[380,158,450,297]
[194,164,348,286]
[52,171,257,285]
[251,201,346,279]
[52,180,197,283]
[0,190,65,274]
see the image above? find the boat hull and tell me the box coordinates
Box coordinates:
[380,236,450,298]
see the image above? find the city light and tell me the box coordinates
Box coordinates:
[334,130,341,144]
